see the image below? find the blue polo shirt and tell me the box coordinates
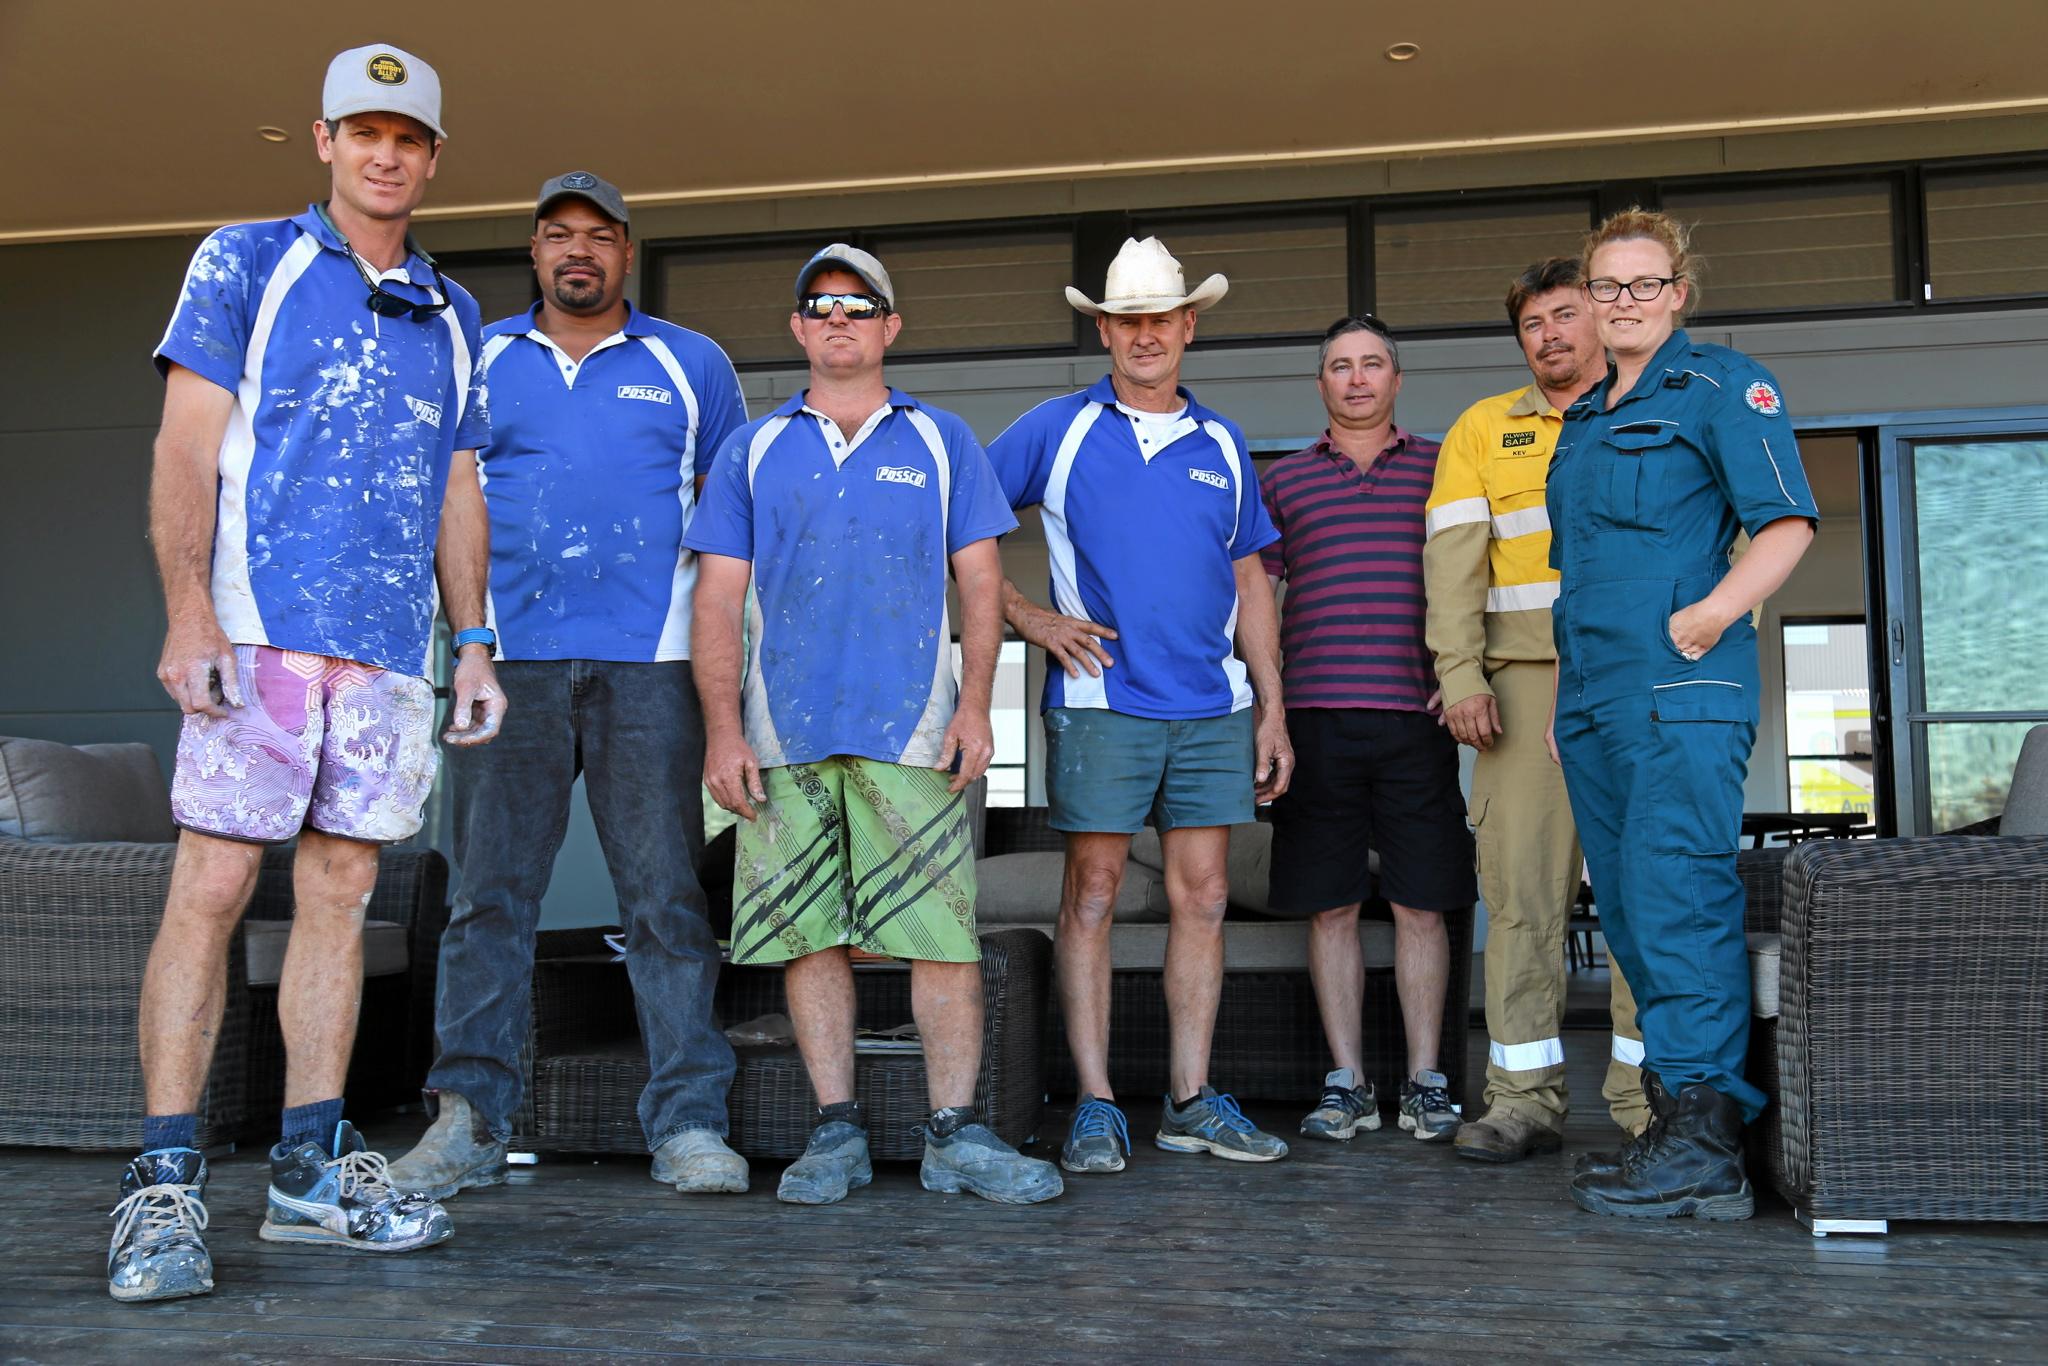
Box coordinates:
[684,389,1018,769]
[987,376,1278,719]
[477,304,747,662]
[153,204,488,679]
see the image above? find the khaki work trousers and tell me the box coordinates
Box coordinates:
[1472,661,1650,1133]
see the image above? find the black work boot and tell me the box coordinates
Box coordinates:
[1573,1069,1668,1178]
[1569,1080,1754,1221]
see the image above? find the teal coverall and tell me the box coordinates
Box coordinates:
[1547,328,1819,1119]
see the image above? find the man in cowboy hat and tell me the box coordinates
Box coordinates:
[987,237,1293,1175]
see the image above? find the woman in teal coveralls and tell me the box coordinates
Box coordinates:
[1546,210,1818,1220]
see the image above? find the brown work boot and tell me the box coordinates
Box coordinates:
[1453,1107,1565,1164]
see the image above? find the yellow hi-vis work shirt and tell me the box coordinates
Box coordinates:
[1423,384,1564,710]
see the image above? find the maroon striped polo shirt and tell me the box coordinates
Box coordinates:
[1259,427,1440,712]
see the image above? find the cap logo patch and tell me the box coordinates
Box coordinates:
[562,172,597,189]
[366,53,408,85]
[1744,380,1783,416]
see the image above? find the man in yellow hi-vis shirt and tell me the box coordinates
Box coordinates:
[1423,258,1650,1163]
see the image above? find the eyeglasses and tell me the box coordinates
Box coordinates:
[1586,276,1680,303]
[798,291,889,321]
[343,243,451,321]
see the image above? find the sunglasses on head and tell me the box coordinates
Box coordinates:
[798,291,889,321]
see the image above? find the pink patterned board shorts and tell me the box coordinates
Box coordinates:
[171,645,439,844]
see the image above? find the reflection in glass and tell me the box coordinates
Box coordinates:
[1913,439,2048,714]
[1783,620,1871,814]
[1924,721,2037,830]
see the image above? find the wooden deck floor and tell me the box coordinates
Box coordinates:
[6,1029,2046,1364]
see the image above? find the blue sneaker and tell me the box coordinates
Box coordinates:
[1156,1086,1289,1162]
[1061,1095,1132,1174]
[260,1121,452,1252]
[107,1148,213,1303]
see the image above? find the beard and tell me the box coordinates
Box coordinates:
[550,269,607,312]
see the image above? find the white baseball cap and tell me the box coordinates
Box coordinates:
[322,44,446,140]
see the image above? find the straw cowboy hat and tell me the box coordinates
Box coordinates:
[1065,236,1229,316]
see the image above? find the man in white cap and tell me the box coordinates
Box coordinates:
[110,44,494,1303]
[388,171,753,1202]
[987,238,1293,1175]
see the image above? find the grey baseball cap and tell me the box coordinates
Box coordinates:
[536,171,630,230]
[323,44,446,140]
[795,243,895,310]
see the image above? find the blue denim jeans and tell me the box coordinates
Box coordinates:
[427,660,735,1148]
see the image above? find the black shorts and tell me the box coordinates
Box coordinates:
[1267,707,1476,915]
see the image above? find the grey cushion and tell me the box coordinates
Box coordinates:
[1130,822,1286,914]
[0,736,176,844]
[246,919,410,987]
[2001,724,2048,837]
[1747,932,1781,1019]
[973,852,1168,925]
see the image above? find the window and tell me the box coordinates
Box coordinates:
[867,229,1073,354]
[439,254,535,325]
[1925,165,2048,300]
[1135,215,1348,339]
[1372,198,1593,326]
[954,640,1030,806]
[1659,180,1897,311]
[1782,618,1873,815]
[659,243,806,364]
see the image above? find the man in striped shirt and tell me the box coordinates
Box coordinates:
[1261,316,1476,1145]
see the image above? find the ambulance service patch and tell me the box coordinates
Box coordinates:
[367,53,408,85]
[1744,380,1782,416]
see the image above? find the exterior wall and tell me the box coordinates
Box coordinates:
[7,226,2046,925]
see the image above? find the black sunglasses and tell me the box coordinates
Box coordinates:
[798,291,889,321]
[343,244,452,321]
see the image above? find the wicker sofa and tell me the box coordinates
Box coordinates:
[511,926,1052,1161]
[0,734,447,1149]
[1743,724,2048,1233]
[974,806,1473,1114]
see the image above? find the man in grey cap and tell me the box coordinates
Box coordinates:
[388,171,753,1202]
[114,43,492,1303]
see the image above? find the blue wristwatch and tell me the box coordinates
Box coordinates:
[452,627,496,654]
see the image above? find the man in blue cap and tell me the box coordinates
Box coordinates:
[388,171,752,1203]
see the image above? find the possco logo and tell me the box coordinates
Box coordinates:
[616,385,672,405]
[1188,468,1229,490]
[875,465,928,488]
[404,395,442,429]
[366,53,408,85]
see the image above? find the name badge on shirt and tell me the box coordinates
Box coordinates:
[616,385,673,405]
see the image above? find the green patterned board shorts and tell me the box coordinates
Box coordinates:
[731,757,980,965]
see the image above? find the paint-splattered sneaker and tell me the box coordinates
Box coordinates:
[107,1148,213,1303]
[260,1121,453,1252]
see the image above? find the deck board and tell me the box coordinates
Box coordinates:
[4,1029,2044,1363]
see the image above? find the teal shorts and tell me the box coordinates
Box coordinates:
[1043,707,1256,834]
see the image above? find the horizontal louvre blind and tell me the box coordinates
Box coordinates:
[1926,166,2048,300]
[661,245,802,364]
[870,230,1072,353]
[445,258,536,327]
[1661,181,1897,310]
[1134,217,1347,339]
[1374,199,1591,326]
